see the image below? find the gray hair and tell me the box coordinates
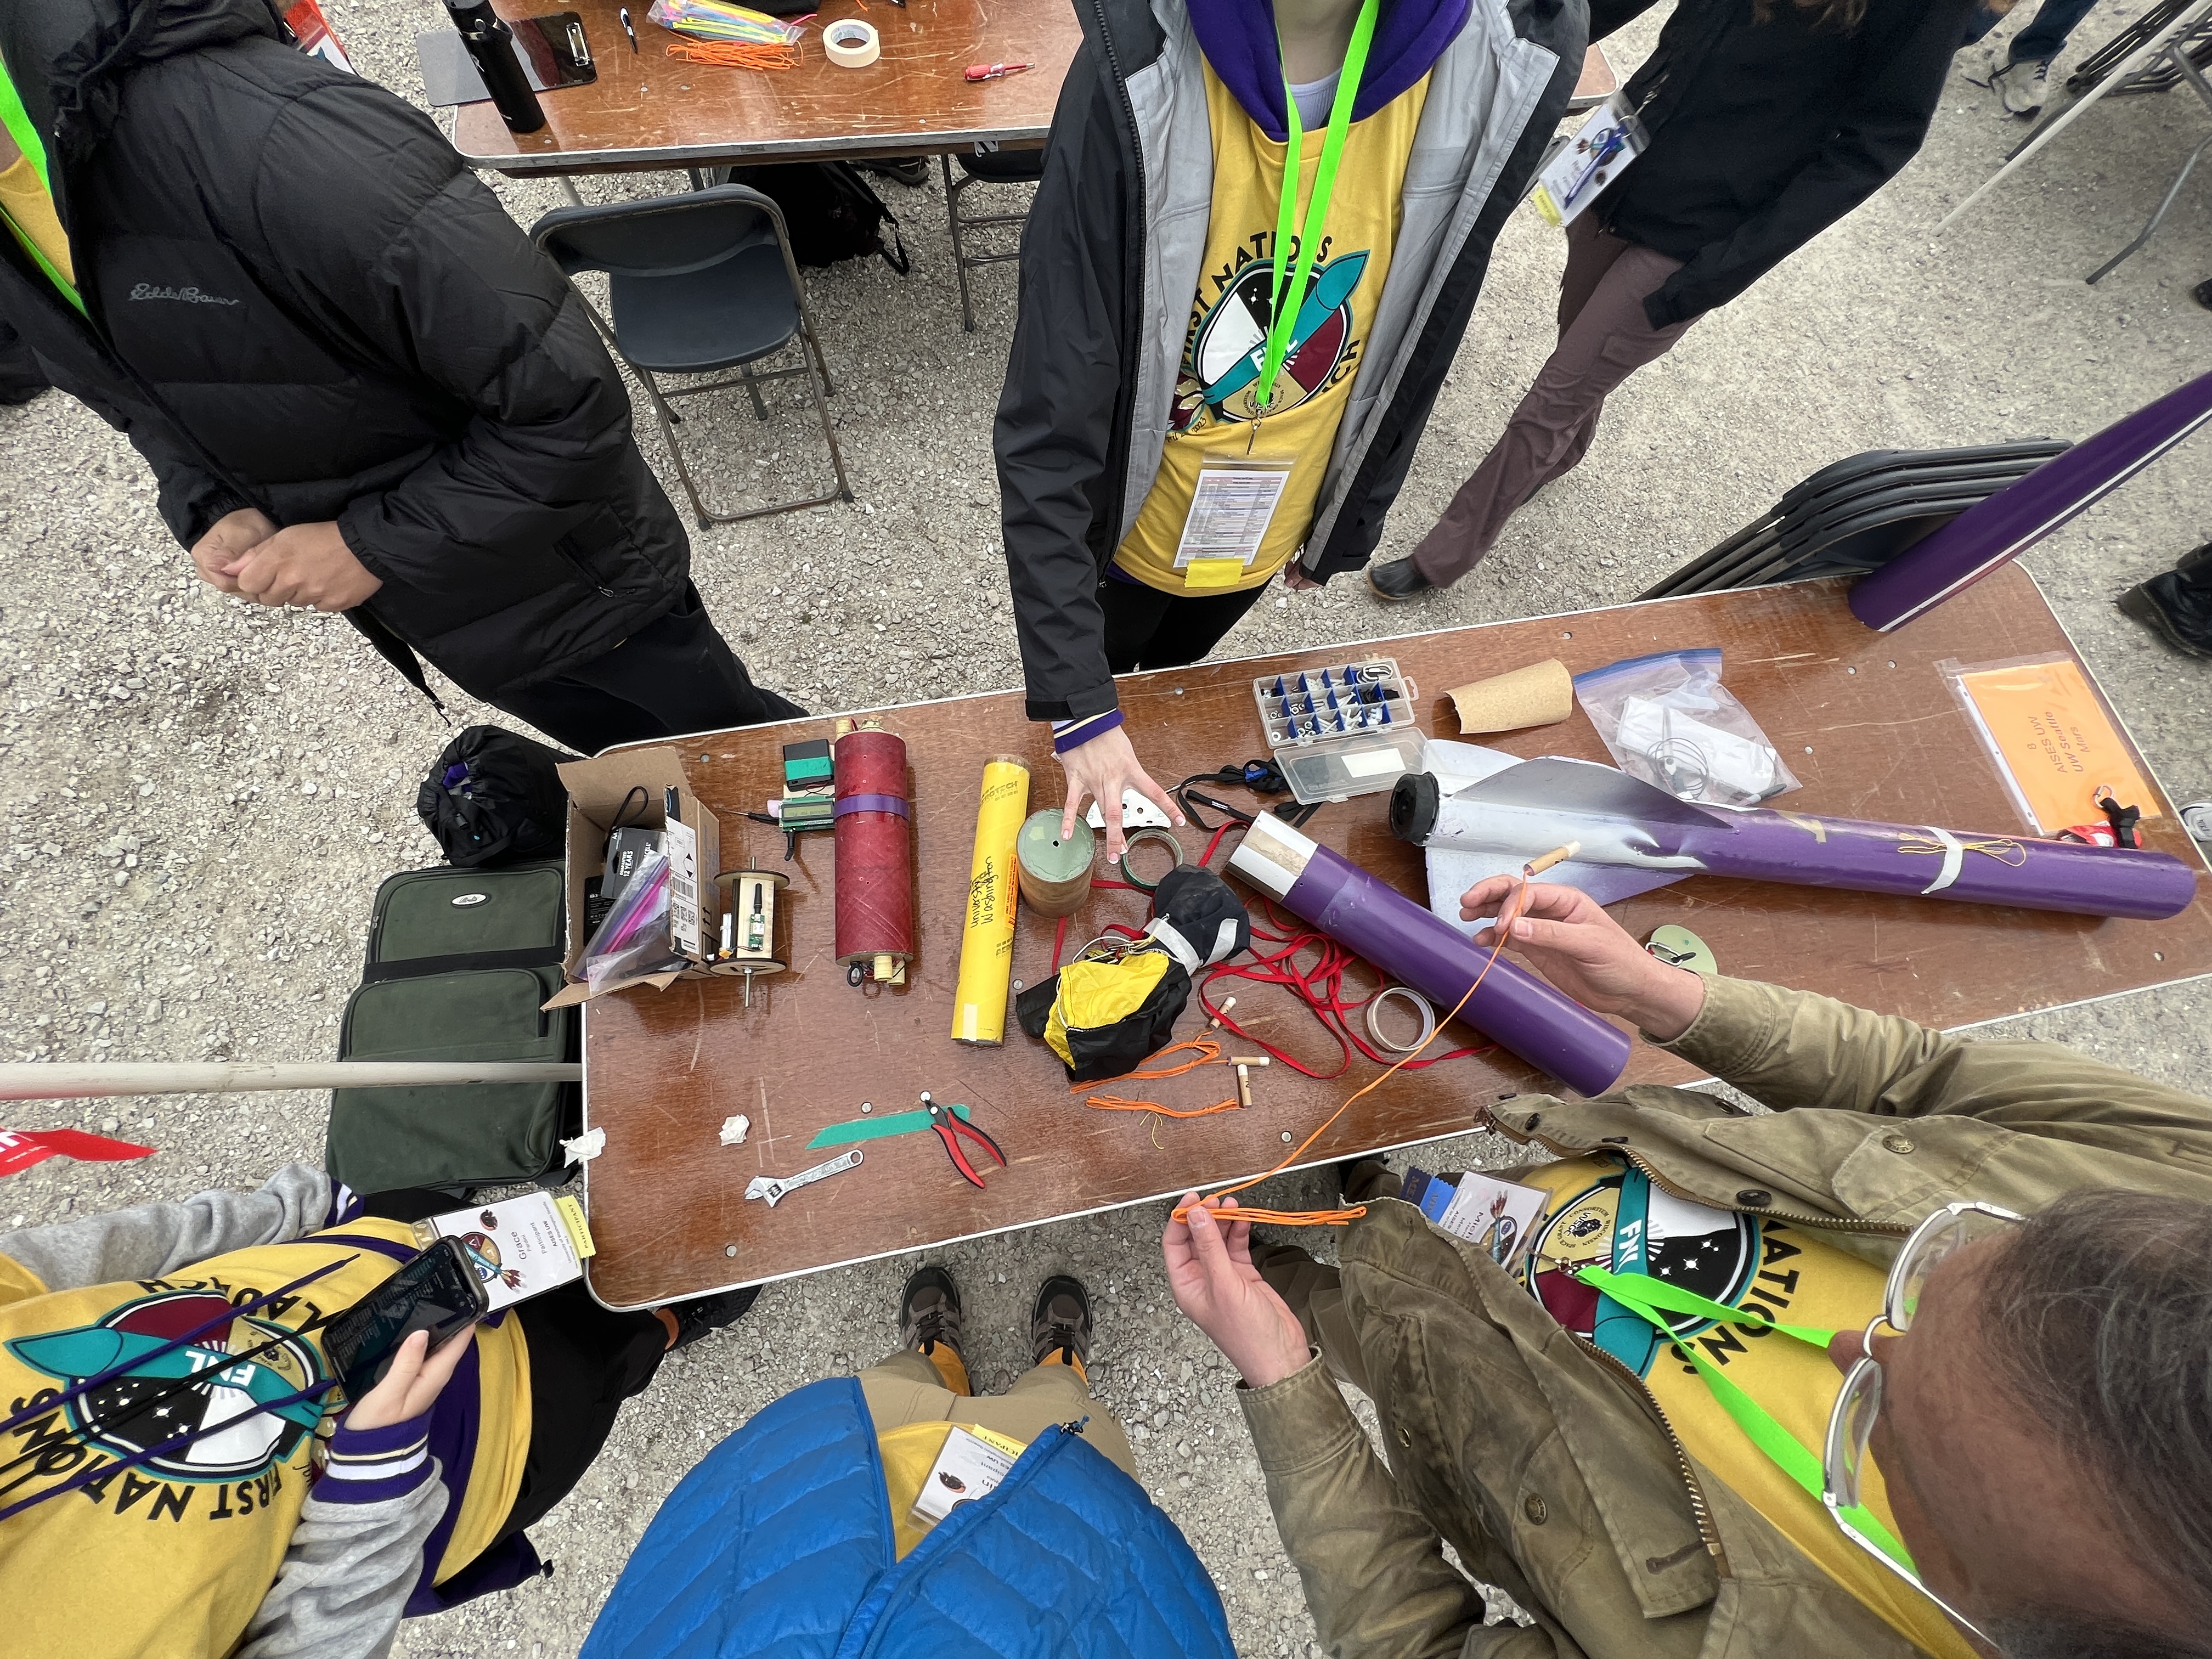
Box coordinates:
[1979,1190,2212,1658]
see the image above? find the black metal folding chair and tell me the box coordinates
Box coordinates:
[941,147,1047,332]
[532,184,851,527]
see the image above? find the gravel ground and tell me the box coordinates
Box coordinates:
[3,2,2209,1654]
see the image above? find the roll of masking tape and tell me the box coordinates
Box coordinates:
[823,19,879,66]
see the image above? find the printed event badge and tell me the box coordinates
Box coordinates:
[1175,456,1295,588]
[1530,92,1648,228]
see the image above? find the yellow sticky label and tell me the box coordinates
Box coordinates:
[552,1192,597,1259]
[1184,557,1248,590]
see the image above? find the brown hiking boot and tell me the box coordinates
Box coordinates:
[898,1264,964,1359]
[1030,1275,1093,1368]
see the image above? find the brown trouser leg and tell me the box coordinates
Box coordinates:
[1409,216,1699,588]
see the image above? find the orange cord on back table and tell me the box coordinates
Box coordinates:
[666,38,802,69]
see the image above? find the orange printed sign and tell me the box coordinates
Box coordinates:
[1953,658,2157,835]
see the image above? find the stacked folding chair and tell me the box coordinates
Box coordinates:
[1638,439,2071,600]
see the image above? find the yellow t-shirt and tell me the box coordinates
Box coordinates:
[1514,1157,1976,1659]
[1113,65,1429,594]
[0,1219,529,1659]
[0,150,74,292]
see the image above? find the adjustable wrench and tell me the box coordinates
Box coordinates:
[745,1148,862,1207]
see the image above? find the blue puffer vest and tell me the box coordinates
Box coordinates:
[579,1378,1235,1659]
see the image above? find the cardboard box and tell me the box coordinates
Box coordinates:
[545,746,722,1008]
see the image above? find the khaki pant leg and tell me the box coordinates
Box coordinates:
[856,1350,1138,1479]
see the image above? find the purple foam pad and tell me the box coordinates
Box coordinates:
[1850,369,2212,633]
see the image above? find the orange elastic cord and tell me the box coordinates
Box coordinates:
[1170,874,1529,1230]
[1085,1094,1240,1118]
[666,39,801,68]
[1068,1038,1221,1091]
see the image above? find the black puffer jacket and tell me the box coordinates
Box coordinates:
[0,0,689,698]
[1589,0,1974,328]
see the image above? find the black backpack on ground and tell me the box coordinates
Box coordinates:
[727,161,911,273]
[417,724,573,868]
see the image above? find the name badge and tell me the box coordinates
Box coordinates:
[1173,457,1294,589]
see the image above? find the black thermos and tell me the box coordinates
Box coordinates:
[443,1,547,134]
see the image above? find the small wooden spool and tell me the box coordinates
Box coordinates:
[1015,810,1095,918]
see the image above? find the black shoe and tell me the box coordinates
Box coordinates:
[665,1285,760,1350]
[1336,1156,1396,1204]
[2118,578,2212,659]
[899,1264,964,1359]
[1367,557,1434,602]
[2193,277,2212,311]
[1031,1274,1093,1368]
[859,156,930,189]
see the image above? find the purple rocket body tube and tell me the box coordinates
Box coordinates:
[1231,817,1632,1098]
[1398,759,2199,922]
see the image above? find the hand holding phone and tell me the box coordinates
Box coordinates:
[348,1325,476,1430]
[323,1237,490,1404]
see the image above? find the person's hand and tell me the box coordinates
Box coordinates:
[1282,564,1322,592]
[1162,1194,1311,1390]
[224,520,383,611]
[1460,875,1706,1041]
[188,507,278,595]
[345,1325,475,1431]
[1058,723,1183,864]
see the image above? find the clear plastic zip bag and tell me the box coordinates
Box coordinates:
[1573,648,1799,808]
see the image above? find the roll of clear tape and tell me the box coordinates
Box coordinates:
[824,19,879,66]
[1365,985,1438,1054]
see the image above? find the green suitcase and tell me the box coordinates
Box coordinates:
[326,861,578,1194]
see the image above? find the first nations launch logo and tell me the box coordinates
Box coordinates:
[7,1290,327,1515]
[1172,235,1370,431]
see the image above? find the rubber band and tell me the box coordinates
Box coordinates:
[666,37,801,68]
[1900,828,2025,894]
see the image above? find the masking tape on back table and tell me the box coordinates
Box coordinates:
[823,19,879,65]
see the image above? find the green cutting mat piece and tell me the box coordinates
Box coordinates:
[809,1102,973,1149]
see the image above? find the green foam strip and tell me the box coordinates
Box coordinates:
[808,1102,972,1148]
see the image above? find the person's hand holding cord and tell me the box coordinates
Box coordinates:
[1460,875,1706,1041]
[188,506,277,595]
[216,519,383,611]
[1058,724,1184,864]
[1162,1194,1310,1389]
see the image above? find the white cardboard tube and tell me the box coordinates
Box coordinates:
[0,1062,583,1102]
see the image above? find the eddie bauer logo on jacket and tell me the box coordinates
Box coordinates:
[127,283,240,306]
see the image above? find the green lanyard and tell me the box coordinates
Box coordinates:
[1577,1265,1915,1571]
[1254,0,1380,419]
[0,50,82,312]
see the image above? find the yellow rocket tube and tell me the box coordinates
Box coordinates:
[950,756,1031,1044]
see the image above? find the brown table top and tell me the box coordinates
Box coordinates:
[453,0,1079,172]
[577,565,2212,1306]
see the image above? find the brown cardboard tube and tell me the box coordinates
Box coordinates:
[1445,658,1574,734]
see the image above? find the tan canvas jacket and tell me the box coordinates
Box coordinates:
[1239,975,2212,1659]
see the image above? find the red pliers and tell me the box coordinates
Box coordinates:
[923,1094,1006,1188]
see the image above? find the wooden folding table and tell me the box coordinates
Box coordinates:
[575,566,2212,1306]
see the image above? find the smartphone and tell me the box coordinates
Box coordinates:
[322,1237,490,1401]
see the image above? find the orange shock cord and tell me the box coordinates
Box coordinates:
[1170,871,1534,1229]
[1079,1037,1240,1119]
[666,38,802,69]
